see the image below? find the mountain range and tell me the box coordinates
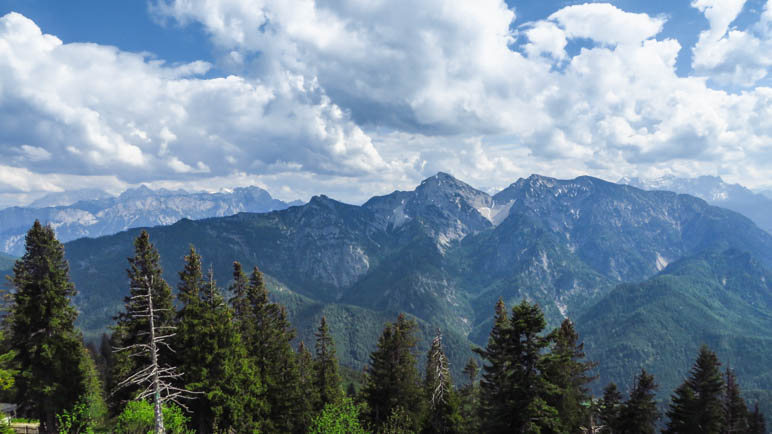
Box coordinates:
[48,172,772,416]
[620,175,772,235]
[0,186,302,256]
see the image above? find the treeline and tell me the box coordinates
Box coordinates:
[0,221,767,433]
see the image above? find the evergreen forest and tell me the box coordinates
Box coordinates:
[0,221,767,434]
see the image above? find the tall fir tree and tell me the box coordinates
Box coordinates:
[598,383,623,434]
[665,345,725,434]
[362,313,425,432]
[8,221,92,432]
[109,230,175,414]
[174,250,262,433]
[230,264,304,433]
[474,298,511,433]
[297,341,318,431]
[747,403,766,434]
[422,330,461,434]
[543,318,597,432]
[459,358,480,434]
[618,369,659,434]
[314,316,343,411]
[722,367,748,434]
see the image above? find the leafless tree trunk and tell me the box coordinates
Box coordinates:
[113,276,197,434]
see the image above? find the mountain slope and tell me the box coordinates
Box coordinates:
[0,186,301,255]
[621,175,772,234]
[54,173,772,412]
[578,247,772,414]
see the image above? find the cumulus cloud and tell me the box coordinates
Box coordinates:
[691,0,772,86]
[1,0,772,206]
[0,11,386,194]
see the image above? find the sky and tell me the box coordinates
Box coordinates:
[0,0,770,206]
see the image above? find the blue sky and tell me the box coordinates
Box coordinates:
[0,0,770,205]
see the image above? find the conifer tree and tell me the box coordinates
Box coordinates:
[362,313,425,432]
[297,341,318,431]
[174,250,261,433]
[459,358,480,434]
[544,318,597,432]
[423,330,461,434]
[314,316,343,410]
[474,298,511,432]
[109,230,175,414]
[231,264,303,433]
[665,345,725,434]
[747,403,766,434]
[618,369,659,434]
[598,383,623,434]
[506,299,561,433]
[722,368,748,434]
[8,221,92,432]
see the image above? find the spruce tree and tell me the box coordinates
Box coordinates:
[174,250,261,433]
[8,221,91,432]
[665,345,725,434]
[544,318,597,432]
[459,358,480,434]
[362,313,425,431]
[232,264,303,433]
[109,230,174,414]
[598,383,623,434]
[423,330,461,434]
[747,403,766,434]
[618,369,659,434]
[509,300,561,433]
[722,368,748,434]
[474,298,511,432]
[297,341,318,431]
[314,316,343,410]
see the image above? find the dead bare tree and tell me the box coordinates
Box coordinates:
[113,275,197,434]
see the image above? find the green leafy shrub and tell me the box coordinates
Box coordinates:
[309,398,369,434]
[113,401,192,434]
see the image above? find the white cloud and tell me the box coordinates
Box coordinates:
[0,11,386,188]
[691,0,772,86]
[1,1,772,207]
[548,3,666,46]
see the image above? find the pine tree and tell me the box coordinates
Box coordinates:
[174,250,261,433]
[423,329,461,434]
[362,313,425,431]
[314,316,343,410]
[109,230,175,414]
[232,264,303,433]
[665,345,725,434]
[544,318,597,432]
[459,358,480,434]
[8,221,92,432]
[747,403,766,434]
[722,368,748,434]
[598,383,623,434]
[618,369,659,434]
[474,298,511,433]
[297,341,318,431]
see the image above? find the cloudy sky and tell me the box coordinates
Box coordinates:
[0,0,770,206]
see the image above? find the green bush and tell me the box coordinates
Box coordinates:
[309,398,369,434]
[113,401,193,434]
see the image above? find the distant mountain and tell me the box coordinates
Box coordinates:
[0,186,302,256]
[59,173,772,394]
[619,175,772,234]
[28,188,114,208]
